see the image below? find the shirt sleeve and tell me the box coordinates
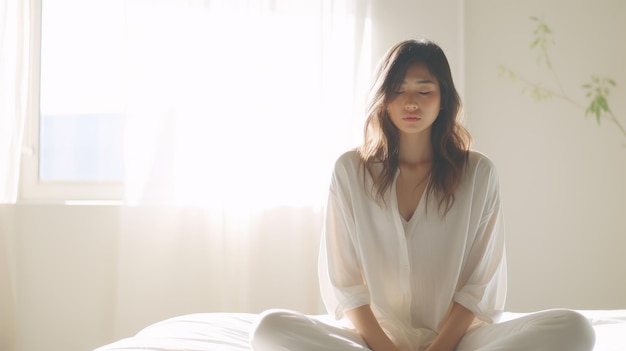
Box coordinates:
[318,155,371,320]
[453,158,507,324]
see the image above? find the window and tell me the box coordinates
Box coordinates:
[20,0,368,205]
[20,0,125,201]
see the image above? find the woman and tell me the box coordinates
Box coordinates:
[250,38,595,351]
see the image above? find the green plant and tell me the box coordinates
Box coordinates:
[583,76,617,124]
[498,17,625,140]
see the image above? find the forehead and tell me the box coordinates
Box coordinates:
[400,62,438,86]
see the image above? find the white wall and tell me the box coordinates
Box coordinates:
[1,204,119,351]
[2,1,625,351]
[464,0,626,311]
[370,0,465,96]
[0,206,17,351]
[1,204,325,351]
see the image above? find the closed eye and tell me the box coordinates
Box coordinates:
[393,90,432,95]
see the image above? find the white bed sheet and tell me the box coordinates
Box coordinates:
[94,310,626,351]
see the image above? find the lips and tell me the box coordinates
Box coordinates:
[403,116,421,121]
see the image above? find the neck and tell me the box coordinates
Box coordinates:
[398,132,433,165]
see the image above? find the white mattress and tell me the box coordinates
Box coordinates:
[94,310,626,351]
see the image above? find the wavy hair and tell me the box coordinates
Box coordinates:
[359,38,472,216]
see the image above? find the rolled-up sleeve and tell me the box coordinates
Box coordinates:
[453,161,507,324]
[318,159,371,320]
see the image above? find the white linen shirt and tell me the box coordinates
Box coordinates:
[318,150,507,350]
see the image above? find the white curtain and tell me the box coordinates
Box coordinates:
[122,0,371,207]
[0,0,31,203]
[113,0,372,338]
[0,0,372,342]
[0,0,32,349]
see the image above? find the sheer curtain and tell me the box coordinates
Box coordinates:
[114,0,372,338]
[122,0,371,207]
[0,0,31,202]
[0,1,32,349]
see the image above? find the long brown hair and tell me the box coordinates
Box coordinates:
[359,38,472,216]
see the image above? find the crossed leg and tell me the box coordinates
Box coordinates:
[457,309,595,351]
[250,308,595,351]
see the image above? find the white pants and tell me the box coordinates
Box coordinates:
[250,309,595,351]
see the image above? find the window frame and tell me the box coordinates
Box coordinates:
[19,0,124,203]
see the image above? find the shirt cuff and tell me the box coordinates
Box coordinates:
[334,285,370,320]
[453,291,503,324]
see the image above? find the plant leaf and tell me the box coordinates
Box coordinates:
[530,38,540,48]
[598,96,609,112]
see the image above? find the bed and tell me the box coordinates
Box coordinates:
[94,310,626,351]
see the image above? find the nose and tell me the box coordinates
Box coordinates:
[405,99,419,111]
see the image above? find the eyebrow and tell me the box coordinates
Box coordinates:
[402,79,436,85]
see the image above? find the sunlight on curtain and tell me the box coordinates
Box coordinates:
[114,0,372,338]
[0,1,31,349]
[123,0,371,208]
[0,0,30,203]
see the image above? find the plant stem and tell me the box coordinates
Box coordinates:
[513,72,585,109]
[607,110,626,137]
[511,72,626,138]
[549,66,567,97]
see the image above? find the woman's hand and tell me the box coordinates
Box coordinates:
[425,303,475,351]
[345,305,401,351]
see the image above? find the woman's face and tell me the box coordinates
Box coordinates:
[386,62,441,137]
